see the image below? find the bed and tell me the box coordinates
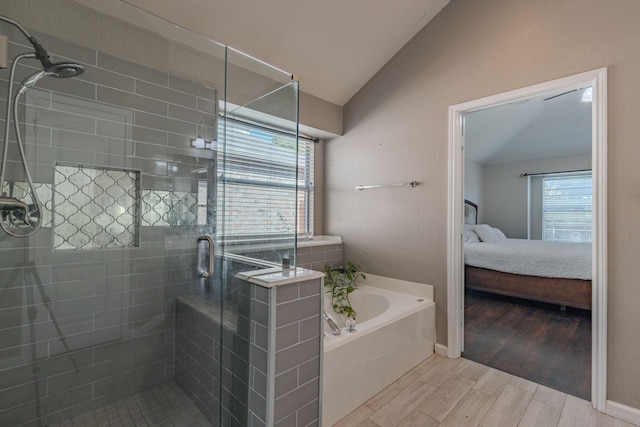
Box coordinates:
[463,200,592,310]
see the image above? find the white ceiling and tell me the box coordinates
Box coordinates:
[464,88,593,165]
[121,0,451,106]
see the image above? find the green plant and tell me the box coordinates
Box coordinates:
[324,262,365,320]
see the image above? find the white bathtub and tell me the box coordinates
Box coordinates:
[321,274,436,426]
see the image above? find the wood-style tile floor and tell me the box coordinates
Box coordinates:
[332,354,637,427]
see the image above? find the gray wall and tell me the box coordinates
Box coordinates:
[299,92,343,137]
[482,153,592,239]
[324,0,640,408]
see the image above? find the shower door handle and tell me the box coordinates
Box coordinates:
[197,235,215,278]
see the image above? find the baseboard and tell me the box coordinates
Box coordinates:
[435,343,447,356]
[607,400,640,425]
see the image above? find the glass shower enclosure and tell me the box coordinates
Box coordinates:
[0,1,299,425]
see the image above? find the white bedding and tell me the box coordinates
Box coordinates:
[464,238,592,280]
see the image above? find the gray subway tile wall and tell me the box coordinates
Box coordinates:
[175,260,275,427]
[296,243,344,271]
[273,278,322,426]
[175,299,222,424]
[0,27,219,425]
[248,280,270,427]
[97,52,169,87]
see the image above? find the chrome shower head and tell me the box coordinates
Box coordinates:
[44,61,85,78]
[17,62,85,95]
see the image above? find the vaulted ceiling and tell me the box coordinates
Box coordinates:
[121,0,451,106]
[465,88,592,165]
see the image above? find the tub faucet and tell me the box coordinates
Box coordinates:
[323,310,341,335]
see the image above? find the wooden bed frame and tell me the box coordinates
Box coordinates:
[463,199,592,310]
[465,265,592,310]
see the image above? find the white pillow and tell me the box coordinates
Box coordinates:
[474,224,500,243]
[493,227,507,241]
[463,229,480,243]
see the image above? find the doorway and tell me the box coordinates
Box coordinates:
[446,69,608,410]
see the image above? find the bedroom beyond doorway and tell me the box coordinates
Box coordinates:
[447,68,608,409]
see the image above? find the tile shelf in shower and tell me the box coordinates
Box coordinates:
[176,295,239,332]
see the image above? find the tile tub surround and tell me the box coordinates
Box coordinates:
[238,268,325,427]
[221,235,343,271]
[0,27,219,426]
[296,236,343,271]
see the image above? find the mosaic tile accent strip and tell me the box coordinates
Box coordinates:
[2,181,204,233]
[141,190,199,227]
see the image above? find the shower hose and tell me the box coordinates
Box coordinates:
[0,52,43,237]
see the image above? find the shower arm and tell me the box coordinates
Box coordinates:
[0,15,32,40]
[0,15,50,64]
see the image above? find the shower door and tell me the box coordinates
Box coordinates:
[0,2,223,426]
[0,2,300,426]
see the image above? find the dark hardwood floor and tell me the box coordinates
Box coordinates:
[463,289,591,400]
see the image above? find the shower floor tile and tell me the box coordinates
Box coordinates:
[48,381,213,427]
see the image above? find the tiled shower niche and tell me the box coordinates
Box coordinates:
[53,164,140,251]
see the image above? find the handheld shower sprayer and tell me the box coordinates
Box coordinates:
[17,61,85,95]
[0,15,85,237]
[17,70,49,95]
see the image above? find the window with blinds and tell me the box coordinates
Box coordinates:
[542,173,592,242]
[216,118,314,243]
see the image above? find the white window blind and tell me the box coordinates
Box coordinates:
[542,173,592,242]
[217,118,314,242]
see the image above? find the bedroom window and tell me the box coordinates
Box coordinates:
[217,118,314,243]
[542,173,592,242]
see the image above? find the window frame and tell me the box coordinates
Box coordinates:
[216,117,315,244]
[541,171,593,242]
